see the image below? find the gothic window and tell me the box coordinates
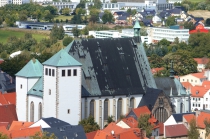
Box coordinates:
[90,100,95,118]
[154,107,168,123]
[104,99,109,121]
[117,98,122,120]
[180,103,184,113]
[38,102,42,120]
[30,101,34,122]
[130,97,135,109]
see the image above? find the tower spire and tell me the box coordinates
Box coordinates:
[133,19,141,37]
[169,60,175,79]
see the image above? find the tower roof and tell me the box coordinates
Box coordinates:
[16,59,43,78]
[43,49,82,67]
[133,20,141,29]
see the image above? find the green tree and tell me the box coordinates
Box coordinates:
[63,36,73,46]
[82,27,89,36]
[62,8,71,16]
[138,114,153,137]
[104,115,115,127]
[43,10,53,22]
[5,14,17,27]
[50,24,59,44]
[149,54,165,68]
[204,119,210,138]
[102,10,113,23]
[89,8,99,23]
[72,27,81,37]
[183,21,195,30]
[111,0,117,2]
[79,115,100,133]
[206,18,210,26]
[0,132,9,139]
[57,25,65,40]
[166,16,176,26]
[188,118,199,139]
[0,16,3,25]
[159,39,170,46]
[92,0,102,9]
[30,131,57,139]
[140,27,148,36]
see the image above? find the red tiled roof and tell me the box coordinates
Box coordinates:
[151,68,164,74]
[191,72,206,79]
[194,58,209,64]
[11,126,41,138]
[202,81,210,87]
[0,126,10,137]
[132,106,151,119]
[86,131,97,139]
[183,114,195,124]
[165,124,188,138]
[121,117,138,128]
[181,82,192,89]
[0,104,18,125]
[191,86,209,97]
[197,112,210,129]
[189,29,209,34]
[0,122,10,129]
[2,93,16,105]
[9,121,34,131]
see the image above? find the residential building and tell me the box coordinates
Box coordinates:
[0,0,12,7]
[51,2,79,11]
[163,113,194,138]
[102,3,120,10]
[147,26,189,43]
[190,81,210,111]
[0,70,15,93]
[194,58,209,72]
[12,0,30,5]
[179,72,208,86]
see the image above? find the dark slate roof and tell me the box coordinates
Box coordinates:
[114,11,126,16]
[118,16,127,20]
[194,17,204,21]
[0,71,15,93]
[174,6,186,11]
[159,11,171,19]
[66,37,156,97]
[42,117,70,127]
[172,113,195,123]
[169,8,181,14]
[43,125,87,139]
[138,87,163,110]
[155,77,187,97]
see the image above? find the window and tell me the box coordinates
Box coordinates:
[52,69,55,77]
[38,102,42,120]
[30,101,34,122]
[183,79,184,81]
[191,80,193,82]
[49,69,51,76]
[62,70,65,77]
[104,99,109,121]
[206,104,208,108]
[130,97,135,109]
[193,98,195,100]
[67,109,70,114]
[193,104,194,107]
[49,89,51,95]
[20,84,22,89]
[68,69,71,76]
[73,69,77,76]
[198,104,200,107]
[199,98,200,101]
[90,100,95,118]
[117,98,122,120]
[45,68,48,75]
[206,98,208,101]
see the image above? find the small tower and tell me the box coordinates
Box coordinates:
[42,49,82,125]
[169,61,175,79]
[16,59,43,121]
[133,19,141,37]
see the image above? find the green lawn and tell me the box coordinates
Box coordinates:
[0,30,48,44]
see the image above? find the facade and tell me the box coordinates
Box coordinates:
[0,0,12,7]
[147,26,189,43]
[12,0,30,5]
[52,2,78,11]
[179,73,208,86]
[89,29,149,44]
[194,58,209,72]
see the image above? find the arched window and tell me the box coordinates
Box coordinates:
[130,97,135,109]
[30,101,34,122]
[38,102,42,120]
[104,99,109,121]
[180,103,184,113]
[117,98,122,120]
[90,100,95,118]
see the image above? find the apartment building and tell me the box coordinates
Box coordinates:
[148,26,189,43]
[0,0,12,7]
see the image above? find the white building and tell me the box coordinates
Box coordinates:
[12,0,30,5]
[179,73,208,86]
[147,26,189,43]
[89,29,149,44]
[0,0,12,7]
[16,50,82,125]
[52,2,79,11]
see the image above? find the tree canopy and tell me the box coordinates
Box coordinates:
[188,118,199,139]
[79,115,100,133]
[102,10,114,23]
[138,114,153,138]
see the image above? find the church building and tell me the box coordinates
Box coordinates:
[15,20,189,127]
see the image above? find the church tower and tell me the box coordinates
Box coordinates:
[133,19,141,37]
[42,49,82,125]
[16,59,43,121]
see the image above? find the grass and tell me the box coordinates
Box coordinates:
[54,15,73,21]
[188,10,210,20]
[0,29,49,44]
